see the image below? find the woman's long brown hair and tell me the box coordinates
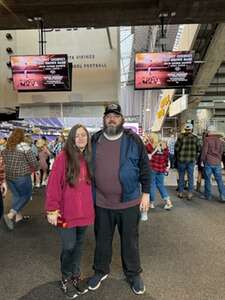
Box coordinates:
[64,124,93,186]
[6,128,25,150]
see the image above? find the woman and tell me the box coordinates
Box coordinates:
[0,155,7,220]
[36,138,51,186]
[45,124,95,299]
[53,134,65,157]
[146,133,173,210]
[1,128,39,230]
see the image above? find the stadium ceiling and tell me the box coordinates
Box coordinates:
[0,0,225,30]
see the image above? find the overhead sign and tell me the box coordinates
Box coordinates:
[135,51,194,90]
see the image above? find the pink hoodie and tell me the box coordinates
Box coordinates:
[45,151,94,228]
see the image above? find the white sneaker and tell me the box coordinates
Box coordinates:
[164,200,173,210]
[42,180,48,186]
[35,183,40,188]
[150,202,155,209]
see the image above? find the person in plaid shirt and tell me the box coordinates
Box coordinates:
[146,133,173,210]
[1,128,39,230]
[0,154,7,220]
[175,123,200,200]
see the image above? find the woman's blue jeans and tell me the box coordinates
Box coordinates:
[7,175,32,213]
[150,171,169,202]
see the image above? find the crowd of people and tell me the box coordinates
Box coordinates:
[0,103,225,299]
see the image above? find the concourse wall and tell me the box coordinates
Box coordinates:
[0,28,120,117]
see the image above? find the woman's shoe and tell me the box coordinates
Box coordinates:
[3,214,14,230]
[149,202,155,209]
[164,200,173,210]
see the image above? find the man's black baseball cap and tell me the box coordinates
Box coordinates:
[104,103,122,116]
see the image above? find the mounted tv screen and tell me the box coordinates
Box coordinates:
[10,54,70,92]
[135,51,194,90]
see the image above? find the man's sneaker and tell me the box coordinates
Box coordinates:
[72,275,88,295]
[88,273,109,290]
[164,200,173,210]
[128,275,146,295]
[61,278,79,299]
[177,192,183,199]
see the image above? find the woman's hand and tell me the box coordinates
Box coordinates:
[140,193,150,212]
[47,210,61,226]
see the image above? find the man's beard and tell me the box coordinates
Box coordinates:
[103,121,124,136]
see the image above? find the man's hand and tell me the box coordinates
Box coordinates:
[47,210,61,226]
[1,182,7,197]
[140,193,149,212]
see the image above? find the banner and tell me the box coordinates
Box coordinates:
[151,95,171,132]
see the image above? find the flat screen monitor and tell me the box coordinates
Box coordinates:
[135,51,194,90]
[10,54,70,92]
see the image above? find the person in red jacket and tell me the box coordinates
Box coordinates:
[146,133,173,210]
[45,124,95,299]
[0,155,7,220]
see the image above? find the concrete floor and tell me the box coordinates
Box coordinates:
[1,183,225,300]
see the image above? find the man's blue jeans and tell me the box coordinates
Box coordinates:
[7,175,32,213]
[150,171,169,202]
[204,163,225,199]
[178,161,195,193]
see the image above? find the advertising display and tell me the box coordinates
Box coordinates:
[135,51,194,90]
[11,54,70,92]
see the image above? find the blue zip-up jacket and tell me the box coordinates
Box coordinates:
[92,129,150,203]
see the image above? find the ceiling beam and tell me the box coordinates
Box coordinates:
[189,23,225,108]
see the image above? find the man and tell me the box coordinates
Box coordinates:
[88,103,150,295]
[201,125,225,202]
[175,123,200,200]
[167,133,176,169]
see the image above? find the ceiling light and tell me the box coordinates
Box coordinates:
[5,33,13,40]
[33,17,42,21]
[6,47,13,54]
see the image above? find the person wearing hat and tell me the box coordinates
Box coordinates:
[200,125,225,202]
[88,103,150,295]
[175,122,201,200]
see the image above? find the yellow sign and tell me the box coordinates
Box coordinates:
[151,95,171,132]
